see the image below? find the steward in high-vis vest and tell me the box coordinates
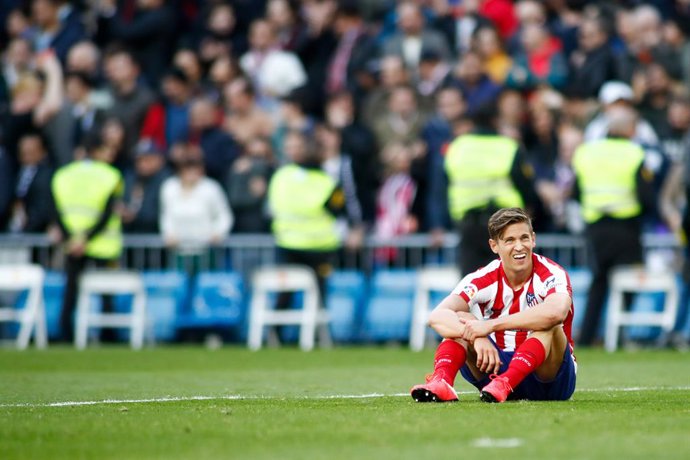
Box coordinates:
[267,130,360,325]
[51,139,124,342]
[440,105,539,274]
[572,105,656,346]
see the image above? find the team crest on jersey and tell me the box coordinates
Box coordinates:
[463,284,478,300]
[526,292,537,307]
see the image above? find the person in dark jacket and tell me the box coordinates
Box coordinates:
[9,133,54,233]
[122,138,171,233]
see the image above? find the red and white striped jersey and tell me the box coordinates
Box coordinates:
[452,253,574,352]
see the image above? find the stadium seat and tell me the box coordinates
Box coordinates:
[605,266,679,352]
[326,270,367,343]
[0,264,48,349]
[409,265,461,351]
[176,271,245,334]
[247,265,328,351]
[116,271,188,343]
[75,270,147,350]
[362,269,418,343]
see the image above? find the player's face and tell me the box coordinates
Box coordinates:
[489,222,536,272]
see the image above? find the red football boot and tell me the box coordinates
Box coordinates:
[480,374,513,403]
[410,374,459,403]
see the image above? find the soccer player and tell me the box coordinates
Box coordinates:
[411,207,576,403]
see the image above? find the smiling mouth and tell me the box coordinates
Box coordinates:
[513,253,527,260]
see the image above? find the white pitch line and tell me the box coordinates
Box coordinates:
[2,386,689,408]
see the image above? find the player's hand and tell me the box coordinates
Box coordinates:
[458,318,493,342]
[473,337,502,375]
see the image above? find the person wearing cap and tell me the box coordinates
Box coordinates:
[121,138,171,234]
[584,80,659,146]
[51,134,124,343]
[572,105,656,347]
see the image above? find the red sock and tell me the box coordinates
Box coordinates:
[501,338,546,389]
[432,340,467,386]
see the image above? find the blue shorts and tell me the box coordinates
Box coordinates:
[460,339,577,401]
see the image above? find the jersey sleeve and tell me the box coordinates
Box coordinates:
[541,265,572,299]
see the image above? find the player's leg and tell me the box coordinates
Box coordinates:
[480,326,567,403]
[410,339,468,402]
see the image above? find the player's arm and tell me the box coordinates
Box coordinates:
[460,292,571,341]
[428,294,471,339]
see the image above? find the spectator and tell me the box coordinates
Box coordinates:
[4,49,64,164]
[362,54,410,127]
[451,50,502,115]
[30,0,85,65]
[96,0,175,87]
[381,1,451,74]
[172,49,204,96]
[160,149,233,269]
[636,62,677,137]
[505,23,568,92]
[140,67,195,150]
[102,46,155,168]
[226,137,274,234]
[195,2,247,63]
[568,15,621,99]
[121,139,171,234]
[272,88,316,164]
[240,18,307,107]
[292,0,337,118]
[496,88,527,138]
[372,84,427,149]
[222,76,274,147]
[266,0,304,52]
[584,81,659,145]
[373,141,418,265]
[8,133,54,233]
[317,123,365,248]
[66,41,102,85]
[424,85,467,241]
[188,97,239,184]
[64,71,105,159]
[472,24,513,85]
[207,54,244,103]
[2,38,34,93]
[535,123,583,234]
[416,49,452,102]
[325,91,379,225]
[325,1,377,102]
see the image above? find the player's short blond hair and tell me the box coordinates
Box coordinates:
[487,207,533,240]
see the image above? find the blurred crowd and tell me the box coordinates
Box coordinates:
[2,0,690,247]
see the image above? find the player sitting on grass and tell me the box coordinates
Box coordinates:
[411,207,577,403]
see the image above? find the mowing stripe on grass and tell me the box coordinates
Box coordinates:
[2,385,689,408]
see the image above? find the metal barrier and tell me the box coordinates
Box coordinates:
[0,232,682,274]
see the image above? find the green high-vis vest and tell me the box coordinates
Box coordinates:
[572,138,644,224]
[52,160,124,259]
[268,164,340,251]
[445,134,523,220]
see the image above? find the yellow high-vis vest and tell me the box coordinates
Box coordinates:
[572,138,644,223]
[268,164,340,251]
[445,134,523,220]
[52,160,123,259]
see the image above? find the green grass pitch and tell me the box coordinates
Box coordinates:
[1,346,689,460]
